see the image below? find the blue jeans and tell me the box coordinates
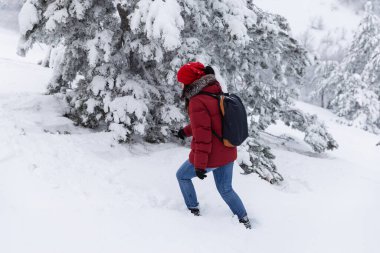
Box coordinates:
[176,160,247,219]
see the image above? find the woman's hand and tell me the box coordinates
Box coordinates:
[195,169,207,180]
[176,128,186,140]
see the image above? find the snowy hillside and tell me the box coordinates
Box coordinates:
[1,24,379,253]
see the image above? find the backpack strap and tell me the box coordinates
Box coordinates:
[198,91,229,98]
[211,129,223,142]
[198,91,220,99]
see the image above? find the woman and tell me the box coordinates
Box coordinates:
[175,62,251,229]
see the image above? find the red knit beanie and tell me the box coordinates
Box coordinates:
[177,62,206,86]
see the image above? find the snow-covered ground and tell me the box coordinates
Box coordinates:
[1,15,379,253]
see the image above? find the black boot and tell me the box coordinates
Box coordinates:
[239,216,252,229]
[188,207,200,216]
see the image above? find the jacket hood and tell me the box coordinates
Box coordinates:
[182,74,220,99]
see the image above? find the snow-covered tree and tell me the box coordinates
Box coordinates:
[362,38,380,97]
[317,28,349,61]
[340,0,380,14]
[342,1,380,74]
[311,65,380,133]
[309,2,380,133]
[280,108,338,152]
[329,73,380,132]
[308,61,340,108]
[19,0,337,184]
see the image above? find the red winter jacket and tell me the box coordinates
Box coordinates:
[183,82,237,169]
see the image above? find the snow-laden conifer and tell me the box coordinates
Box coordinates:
[310,2,380,133]
[19,0,337,183]
[329,73,380,132]
[342,1,380,74]
[308,61,340,108]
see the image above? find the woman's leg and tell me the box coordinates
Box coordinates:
[176,160,199,209]
[213,162,247,219]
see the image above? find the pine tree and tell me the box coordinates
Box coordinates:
[19,0,338,184]
[340,0,380,14]
[308,61,340,108]
[329,73,380,132]
[362,37,380,97]
[309,2,380,133]
[311,65,380,133]
[342,1,380,74]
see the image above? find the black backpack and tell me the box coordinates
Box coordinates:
[199,91,249,147]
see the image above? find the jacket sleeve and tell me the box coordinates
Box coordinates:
[189,98,212,169]
[183,124,192,137]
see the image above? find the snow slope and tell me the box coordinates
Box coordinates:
[1,21,380,253]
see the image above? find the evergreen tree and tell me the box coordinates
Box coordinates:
[329,73,380,132]
[18,0,337,184]
[342,1,380,74]
[340,0,380,15]
[362,37,380,97]
[308,61,340,108]
[310,2,380,133]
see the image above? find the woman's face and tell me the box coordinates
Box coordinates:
[180,83,185,89]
